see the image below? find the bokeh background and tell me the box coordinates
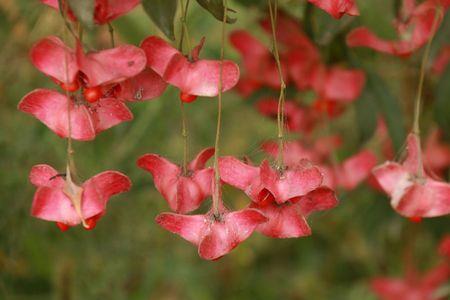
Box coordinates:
[0,0,449,299]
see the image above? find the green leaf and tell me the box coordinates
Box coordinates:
[355,87,378,144]
[354,0,397,39]
[365,71,406,151]
[195,0,236,23]
[142,0,178,40]
[434,64,450,139]
[67,0,95,28]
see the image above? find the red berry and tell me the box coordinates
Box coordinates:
[60,80,80,92]
[408,216,422,223]
[180,91,197,103]
[56,222,70,232]
[84,217,98,230]
[83,86,103,103]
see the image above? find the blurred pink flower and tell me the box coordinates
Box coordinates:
[347,0,450,56]
[41,0,140,24]
[372,133,450,218]
[308,0,359,19]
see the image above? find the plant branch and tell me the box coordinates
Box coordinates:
[212,0,228,216]
[268,0,286,170]
[178,0,192,175]
[412,6,442,177]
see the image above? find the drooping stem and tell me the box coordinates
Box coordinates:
[268,0,286,170]
[178,0,191,175]
[77,22,84,43]
[57,0,78,40]
[212,0,228,216]
[412,7,442,135]
[61,8,76,176]
[411,6,442,177]
[180,101,189,175]
[178,0,192,56]
[107,22,115,47]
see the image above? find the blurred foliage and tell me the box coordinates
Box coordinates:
[0,1,449,300]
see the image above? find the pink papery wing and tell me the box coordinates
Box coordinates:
[337,150,377,190]
[188,147,215,170]
[261,141,319,167]
[81,170,131,218]
[260,160,323,204]
[94,0,140,24]
[155,212,206,245]
[18,89,96,141]
[137,154,181,211]
[78,44,146,87]
[308,0,359,19]
[118,68,167,102]
[218,156,261,197]
[396,179,450,217]
[142,36,240,97]
[251,201,312,238]
[346,1,446,56]
[403,133,423,174]
[297,186,339,216]
[198,208,267,260]
[29,164,65,188]
[30,36,79,84]
[90,97,133,132]
[40,0,58,9]
[372,162,411,196]
[31,186,81,225]
[175,168,214,214]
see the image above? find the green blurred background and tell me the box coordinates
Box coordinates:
[0,1,449,299]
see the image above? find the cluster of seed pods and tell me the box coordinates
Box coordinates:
[20,0,450,267]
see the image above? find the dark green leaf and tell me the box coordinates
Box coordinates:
[142,0,178,40]
[195,0,236,23]
[366,72,406,151]
[434,64,450,139]
[67,0,95,28]
[354,0,397,39]
[355,87,378,144]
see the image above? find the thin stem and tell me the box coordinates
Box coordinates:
[107,23,115,47]
[57,0,78,40]
[178,0,191,175]
[180,101,189,174]
[212,0,228,216]
[77,22,84,43]
[61,9,75,175]
[411,6,442,177]
[179,0,192,55]
[268,0,286,170]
